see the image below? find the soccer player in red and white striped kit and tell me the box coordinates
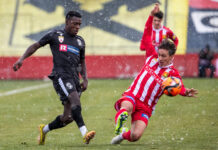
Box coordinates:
[111,4,198,144]
[140,4,178,53]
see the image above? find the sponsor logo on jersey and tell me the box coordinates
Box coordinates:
[145,64,163,85]
[77,39,82,46]
[66,82,73,89]
[59,44,80,55]
[162,72,169,78]
[59,44,67,52]
[150,58,158,66]
[58,36,64,43]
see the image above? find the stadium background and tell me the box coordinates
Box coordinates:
[0,0,218,79]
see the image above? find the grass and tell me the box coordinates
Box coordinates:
[0,78,217,150]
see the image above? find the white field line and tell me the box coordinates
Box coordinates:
[0,83,51,97]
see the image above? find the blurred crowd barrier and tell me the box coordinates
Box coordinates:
[1,54,218,79]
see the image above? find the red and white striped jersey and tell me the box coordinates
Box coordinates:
[123,55,185,111]
[152,26,178,52]
[125,15,185,112]
[140,16,179,52]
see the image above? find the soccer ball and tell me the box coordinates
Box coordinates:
[161,77,181,96]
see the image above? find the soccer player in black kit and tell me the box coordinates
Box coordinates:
[13,11,95,145]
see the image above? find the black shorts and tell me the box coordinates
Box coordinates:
[51,76,82,102]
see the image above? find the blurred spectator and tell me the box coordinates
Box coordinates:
[198,44,216,78]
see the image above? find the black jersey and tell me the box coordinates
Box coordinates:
[38,29,85,79]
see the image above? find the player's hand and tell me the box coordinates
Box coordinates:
[80,79,88,92]
[13,59,23,71]
[185,88,198,97]
[151,3,160,16]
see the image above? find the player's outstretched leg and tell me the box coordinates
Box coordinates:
[83,130,96,144]
[115,109,128,135]
[70,105,96,144]
[37,115,67,145]
[38,124,46,145]
[111,127,129,144]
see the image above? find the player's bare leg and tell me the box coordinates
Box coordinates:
[114,101,133,135]
[111,100,133,144]
[129,120,146,141]
[111,120,146,144]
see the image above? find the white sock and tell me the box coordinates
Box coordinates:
[42,125,50,134]
[79,126,88,137]
[120,133,124,139]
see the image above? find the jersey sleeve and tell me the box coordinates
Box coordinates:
[140,15,152,51]
[38,31,54,46]
[78,36,85,60]
[170,69,186,96]
[167,28,179,48]
[140,16,157,57]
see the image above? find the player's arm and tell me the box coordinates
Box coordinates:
[13,31,53,71]
[140,17,157,57]
[80,59,88,92]
[13,42,41,71]
[184,88,198,97]
[140,3,159,51]
[140,15,153,51]
[167,29,179,48]
[140,4,159,57]
[79,37,88,92]
[172,71,198,97]
[180,81,198,97]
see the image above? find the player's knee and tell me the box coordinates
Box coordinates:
[131,132,142,142]
[61,114,73,124]
[64,118,73,124]
[126,107,133,115]
[71,105,81,112]
[121,101,133,114]
[68,92,81,106]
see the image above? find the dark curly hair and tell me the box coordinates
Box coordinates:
[154,11,163,19]
[158,39,176,56]
[66,11,82,20]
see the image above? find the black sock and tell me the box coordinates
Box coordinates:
[48,115,65,130]
[71,105,85,127]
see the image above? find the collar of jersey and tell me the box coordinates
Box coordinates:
[157,58,173,68]
[159,63,173,68]
[152,26,163,32]
[64,29,76,37]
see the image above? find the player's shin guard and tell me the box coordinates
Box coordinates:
[115,109,128,135]
[48,115,65,130]
[115,109,127,124]
[71,105,85,128]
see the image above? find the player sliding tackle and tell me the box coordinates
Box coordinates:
[111,3,198,144]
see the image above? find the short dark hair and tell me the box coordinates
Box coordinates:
[158,39,176,56]
[154,11,163,19]
[66,11,82,20]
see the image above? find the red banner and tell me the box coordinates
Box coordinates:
[0,55,217,79]
[189,0,218,9]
